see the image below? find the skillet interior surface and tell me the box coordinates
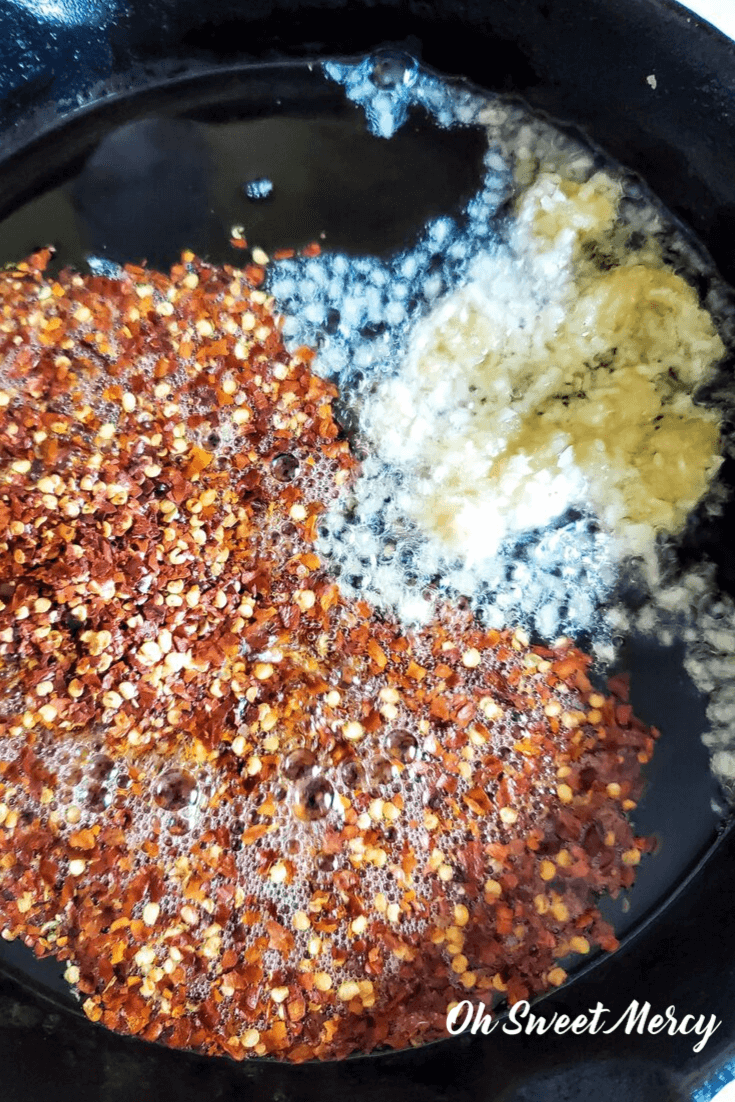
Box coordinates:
[0,2,733,1099]
[0,58,729,1005]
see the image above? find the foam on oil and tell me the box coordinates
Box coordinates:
[267,54,735,795]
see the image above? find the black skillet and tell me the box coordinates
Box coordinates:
[0,1,734,1099]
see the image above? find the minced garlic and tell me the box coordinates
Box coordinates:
[365,170,724,569]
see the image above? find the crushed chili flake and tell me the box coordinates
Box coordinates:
[0,249,657,1061]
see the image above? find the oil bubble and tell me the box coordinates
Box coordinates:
[292,774,334,821]
[165,815,192,836]
[385,729,419,763]
[271,453,300,482]
[338,759,365,791]
[153,769,198,811]
[281,748,316,782]
[367,757,395,786]
[87,753,114,781]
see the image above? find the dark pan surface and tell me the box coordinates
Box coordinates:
[0,2,733,1100]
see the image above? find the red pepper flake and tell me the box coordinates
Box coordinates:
[68,829,96,851]
[0,248,658,1064]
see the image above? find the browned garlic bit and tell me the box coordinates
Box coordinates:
[0,249,655,1060]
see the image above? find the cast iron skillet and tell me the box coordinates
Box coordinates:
[0,1,734,1100]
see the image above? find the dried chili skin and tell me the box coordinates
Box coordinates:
[0,250,656,1061]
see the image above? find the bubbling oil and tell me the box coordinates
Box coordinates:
[0,54,732,1056]
[267,54,735,798]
